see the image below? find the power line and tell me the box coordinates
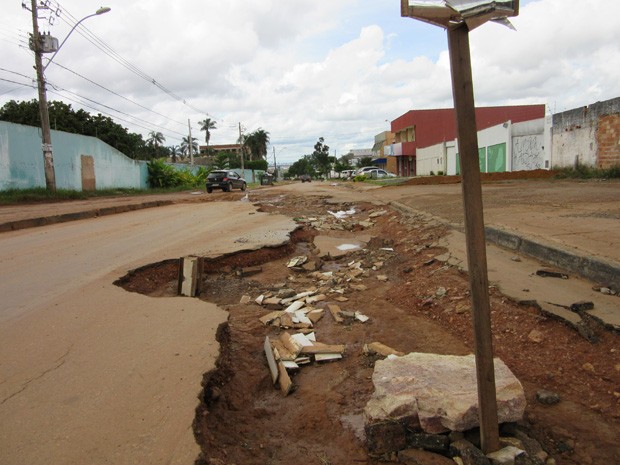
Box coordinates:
[46,81,186,139]
[48,0,213,117]
[46,87,183,142]
[49,61,187,128]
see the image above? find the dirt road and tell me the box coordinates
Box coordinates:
[0,178,618,465]
[107,181,619,465]
[0,202,297,464]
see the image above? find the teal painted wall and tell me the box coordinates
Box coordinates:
[0,121,149,190]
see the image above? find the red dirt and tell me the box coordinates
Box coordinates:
[116,191,620,465]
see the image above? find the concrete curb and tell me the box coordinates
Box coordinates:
[390,201,620,290]
[0,200,174,233]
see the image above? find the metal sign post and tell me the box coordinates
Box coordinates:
[400,0,519,454]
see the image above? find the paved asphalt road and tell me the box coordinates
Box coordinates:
[0,201,297,465]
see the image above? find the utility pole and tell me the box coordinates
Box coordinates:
[188,119,194,165]
[238,122,245,174]
[30,0,56,191]
[272,146,277,171]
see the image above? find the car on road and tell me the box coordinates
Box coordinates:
[299,174,312,183]
[365,169,397,179]
[206,170,247,193]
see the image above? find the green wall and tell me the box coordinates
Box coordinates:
[0,121,149,190]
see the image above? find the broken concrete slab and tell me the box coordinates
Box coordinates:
[259,310,284,325]
[486,445,525,465]
[264,336,279,384]
[328,304,344,323]
[177,255,203,297]
[287,256,308,267]
[364,353,525,434]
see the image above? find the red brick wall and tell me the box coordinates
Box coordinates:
[597,114,620,169]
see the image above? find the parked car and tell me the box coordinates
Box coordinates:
[365,169,397,179]
[206,170,247,193]
[299,174,312,183]
[355,166,377,175]
[340,170,355,179]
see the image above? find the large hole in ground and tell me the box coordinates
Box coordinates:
[111,198,620,465]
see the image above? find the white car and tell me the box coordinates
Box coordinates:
[355,166,377,175]
[365,169,396,179]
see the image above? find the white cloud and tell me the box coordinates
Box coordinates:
[1,0,618,163]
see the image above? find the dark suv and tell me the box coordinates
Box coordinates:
[206,170,247,193]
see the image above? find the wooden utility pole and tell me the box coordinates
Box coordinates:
[188,119,194,165]
[238,122,245,173]
[447,22,499,454]
[30,0,56,191]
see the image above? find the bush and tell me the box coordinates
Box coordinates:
[147,159,209,188]
[553,162,620,179]
[353,174,367,182]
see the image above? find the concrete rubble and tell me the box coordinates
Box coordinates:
[231,202,560,464]
[364,353,526,435]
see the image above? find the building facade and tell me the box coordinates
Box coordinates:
[388,104,546,177]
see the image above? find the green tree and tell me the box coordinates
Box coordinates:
[168,145,181,163]
[311,137,334,178]
[242,128,270,161]
[288,155,316,178]
[357,156,374,168]
[0,99,149,159]
[180,136,198,157]
[213,152,230,169]
[199,117,217,147]
[147,131,165,146]
[334,155,354,174]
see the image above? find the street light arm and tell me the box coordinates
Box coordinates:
[42,7,111,73]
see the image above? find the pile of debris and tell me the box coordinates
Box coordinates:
[238,237,395,396]
[295,206,390,232]
[250,284,371,395]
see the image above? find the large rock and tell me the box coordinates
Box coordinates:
[364,353,525,434]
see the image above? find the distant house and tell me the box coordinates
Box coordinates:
[388,104,546,176]
[199,143,242,155]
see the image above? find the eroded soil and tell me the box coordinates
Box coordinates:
[117,190,620,465]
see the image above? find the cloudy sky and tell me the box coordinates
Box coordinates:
[1,0,619,164]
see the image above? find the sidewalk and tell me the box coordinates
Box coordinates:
[0,191,209,232]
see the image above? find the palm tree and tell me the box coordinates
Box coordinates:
[243,128,270,161]
[169,145,180,163]
[252,128,270,160]
[180,136,198,157]
[199,117,217,148]
[147,131,165,157]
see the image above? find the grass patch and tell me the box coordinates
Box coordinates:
[554,163,620,179]
[0,186,194,205]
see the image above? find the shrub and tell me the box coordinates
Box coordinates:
[353,174,367,182]
[147,159,209,188]
[554,162,620,180]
